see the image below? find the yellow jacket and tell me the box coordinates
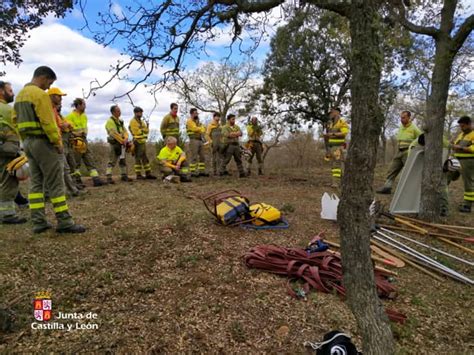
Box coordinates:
[453,130,474,158]
[160,113,179,138]
[65,110,88,137]
[129,117,149,144]
[13,83,61,146]
[328,118,349,146]
[105,116,129,144]
[206,120,221,143]
[186,118,205,139]
[247,124,263,142]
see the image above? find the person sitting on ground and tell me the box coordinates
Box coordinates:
[157,136,191,182]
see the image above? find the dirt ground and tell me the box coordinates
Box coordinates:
[0,165,472,354]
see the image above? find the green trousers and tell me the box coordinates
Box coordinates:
[73,138,99,177]
[133,142,151,176]
[247,141,263,173]
[383,149,408,188]
[189,138,206,176]
[220,143,245,175]
[23,137,74,230]
[106,143,127,176]
[160,161,190,178]
[460,158,474,206]
[329,146,344,185]
[0,156,20,221]
[211,143,221,175]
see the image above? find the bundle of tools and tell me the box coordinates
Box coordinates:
[374,209,473,285]
[243,242,406,323]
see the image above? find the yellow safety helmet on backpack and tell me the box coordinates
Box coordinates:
[72,137,87,154]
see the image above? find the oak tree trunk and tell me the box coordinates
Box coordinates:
[419,36,455,221]
[338,1,395,354]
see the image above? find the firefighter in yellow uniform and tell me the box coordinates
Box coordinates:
[377,110,421,194]
[186,108,208,177]
[47,87,82,197]
[451,116,474,213]
[65,98,104,187]
[324,107,349,187]
[0,81,27,224]
[13,66,85,234]
[129,106,156,180]
[160,103,180,143]
[219,114,246,177]
[246,116,264,176]
[205,112,221,176]
[105,105,130,183]
[157,136,191,182]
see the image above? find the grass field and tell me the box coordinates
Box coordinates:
[0,164,472,353]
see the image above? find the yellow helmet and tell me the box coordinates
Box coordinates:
[72,137,87,154]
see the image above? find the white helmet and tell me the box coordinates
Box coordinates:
[15,162,30,181]
[444,158,461,172]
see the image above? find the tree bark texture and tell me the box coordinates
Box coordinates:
[338,1,395,354]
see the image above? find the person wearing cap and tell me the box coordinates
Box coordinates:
[377,110,421,194]
[246,116,264,176]
[186,108,208,177]
[323,107,349,187]
[219,114,246,178]
[105,104,130,183]
[47,87,84,197]
[13,66,85,234]
[128,106,156,180]
[0,80,27,224]
[65,98,105,188]
[451,116,474,213]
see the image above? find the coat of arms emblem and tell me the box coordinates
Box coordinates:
[33,291,52,321]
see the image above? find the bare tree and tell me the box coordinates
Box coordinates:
[172,60,259,124]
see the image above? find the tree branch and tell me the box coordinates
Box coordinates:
[452,14,474,53]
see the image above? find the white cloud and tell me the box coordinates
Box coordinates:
[4,22,179,140]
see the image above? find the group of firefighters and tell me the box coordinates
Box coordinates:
[0,66,472,234]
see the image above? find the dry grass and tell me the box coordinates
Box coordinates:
[0,158,472,353]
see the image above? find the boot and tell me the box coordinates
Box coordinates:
[107,175,115,184]
[180,175,192,183]
[246,169,251,176]
[74,175,86,188]
[459,204,471,213]
[92,176,105,187]
[145,172,157,180]
[33,222,53,234]
[376,187,391,194]
[136,174,145,180]
[219,171,230,176]
[2,216,27,224]
[199,172,210,177]
[258,168,263,176]
[121,174,130,182]
[57,224,86,234]
[14,192,29,208]
[239,172,247,178]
